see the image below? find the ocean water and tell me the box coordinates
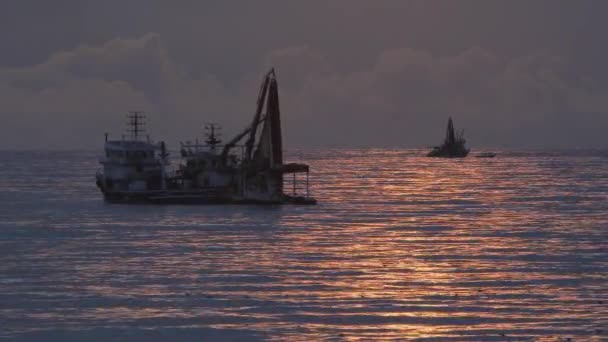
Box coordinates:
[0,149,607,341]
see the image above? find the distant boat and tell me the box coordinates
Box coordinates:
[427,117,470,158]
[475,152,497,158]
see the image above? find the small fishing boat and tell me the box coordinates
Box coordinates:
[475,152,497,158]
[427,117,470,158]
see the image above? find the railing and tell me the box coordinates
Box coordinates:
[283,171,311,198]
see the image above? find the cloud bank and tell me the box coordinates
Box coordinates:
[1,33,607,149]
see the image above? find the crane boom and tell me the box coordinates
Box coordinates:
[221,69,276,163]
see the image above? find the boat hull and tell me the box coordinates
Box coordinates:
[101,190,317,205]
[474,152,497,158]
[426,150,470,158]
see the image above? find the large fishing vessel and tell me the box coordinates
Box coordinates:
[427,117,470,158]
[96,69,316,204]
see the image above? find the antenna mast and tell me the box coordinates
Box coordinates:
[127,111,146,141]
[205,123,222,147]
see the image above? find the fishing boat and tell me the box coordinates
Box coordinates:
[427,117,470,158]
[95,69,316,205]
[475,152,497,158]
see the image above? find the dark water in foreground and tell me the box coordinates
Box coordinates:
[0,149,607,341]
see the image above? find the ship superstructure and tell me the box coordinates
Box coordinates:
[96,111,169,201]
[95,69,316,204]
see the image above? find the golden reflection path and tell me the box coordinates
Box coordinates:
[0,149,606,340]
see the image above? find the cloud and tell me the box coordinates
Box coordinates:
[0,34,228,148]
[271,46,608,147]
[2,33,173,98]
[1,33,607,149]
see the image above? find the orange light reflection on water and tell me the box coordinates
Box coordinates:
[2,150,606,341]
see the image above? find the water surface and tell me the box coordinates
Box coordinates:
[0,149,607,341]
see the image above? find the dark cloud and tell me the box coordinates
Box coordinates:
[1,1,607,149]
[269,45,608,148]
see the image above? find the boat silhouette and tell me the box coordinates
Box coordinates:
[427,117,470,158]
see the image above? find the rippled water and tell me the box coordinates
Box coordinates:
[1,149,607,341]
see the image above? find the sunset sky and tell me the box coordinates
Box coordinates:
[1,0,607,149]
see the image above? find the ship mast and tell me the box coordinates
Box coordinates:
[127,111,146,141]
[205,123,222,153]
[446,116,455,145]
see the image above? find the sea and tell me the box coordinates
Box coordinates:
[0,149,607,341]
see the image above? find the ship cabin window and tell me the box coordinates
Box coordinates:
[123,150,150,159]
[109,150,125,158]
